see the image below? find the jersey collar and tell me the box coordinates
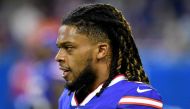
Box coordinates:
[71,74,126,106]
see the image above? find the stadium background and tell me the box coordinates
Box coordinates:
[0,0,189,109]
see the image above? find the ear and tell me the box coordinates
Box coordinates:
[96,43,110,60]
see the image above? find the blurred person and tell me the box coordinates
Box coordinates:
[55,3,163,109]
[9,17,59,109]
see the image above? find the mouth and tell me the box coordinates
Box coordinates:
[59,67,71,79]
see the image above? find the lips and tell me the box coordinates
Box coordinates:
[59,67,70,79]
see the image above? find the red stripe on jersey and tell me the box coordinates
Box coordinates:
[119,96,163,109]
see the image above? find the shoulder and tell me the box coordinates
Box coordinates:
[121,81,162,100]
[59,88,70,100]
[59,88,73,109]
[117,81,163,109]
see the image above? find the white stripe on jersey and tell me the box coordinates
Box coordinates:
[119,96,163,109]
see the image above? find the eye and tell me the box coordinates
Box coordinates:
[64,46,74,52]
[65,46,72,50]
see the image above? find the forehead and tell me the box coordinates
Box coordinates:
[58,25,77,40]
[57,25,92,45]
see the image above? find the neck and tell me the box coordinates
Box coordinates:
[74,73,107,104]
[75,84,91,104]
[74,62,110,104]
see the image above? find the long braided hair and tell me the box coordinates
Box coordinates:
[62,3,149,97]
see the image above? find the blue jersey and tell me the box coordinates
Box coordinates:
[59,75,163,109]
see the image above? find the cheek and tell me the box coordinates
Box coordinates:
[68,53,89,77]
[67,46,93,77]
[72,55,87,71]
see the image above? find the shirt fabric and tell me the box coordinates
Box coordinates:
[59,75,163,109]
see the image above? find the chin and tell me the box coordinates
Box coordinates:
[65,58,96,92]
[65,81,76,92]
[65,80,73,86]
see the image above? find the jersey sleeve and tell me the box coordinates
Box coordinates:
[117,83,163,109]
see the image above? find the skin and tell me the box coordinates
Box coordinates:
[55,25,111,92]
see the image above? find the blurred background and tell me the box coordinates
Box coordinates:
[0,0,189,109]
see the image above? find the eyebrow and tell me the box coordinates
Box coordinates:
[56,41,74,48]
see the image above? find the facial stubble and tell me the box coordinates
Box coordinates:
[65,58,97,94]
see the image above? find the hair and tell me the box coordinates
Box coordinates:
[62,3,149,97]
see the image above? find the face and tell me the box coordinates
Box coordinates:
[55,25,97,91]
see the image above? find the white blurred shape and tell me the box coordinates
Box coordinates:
[10,4,43,44]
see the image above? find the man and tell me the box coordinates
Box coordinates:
[55,3,163,109]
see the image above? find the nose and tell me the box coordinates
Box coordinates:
[55,49,65,62]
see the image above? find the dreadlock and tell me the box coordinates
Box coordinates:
[62,3,149,97]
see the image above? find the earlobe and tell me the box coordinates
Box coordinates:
[96,43,109,59]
